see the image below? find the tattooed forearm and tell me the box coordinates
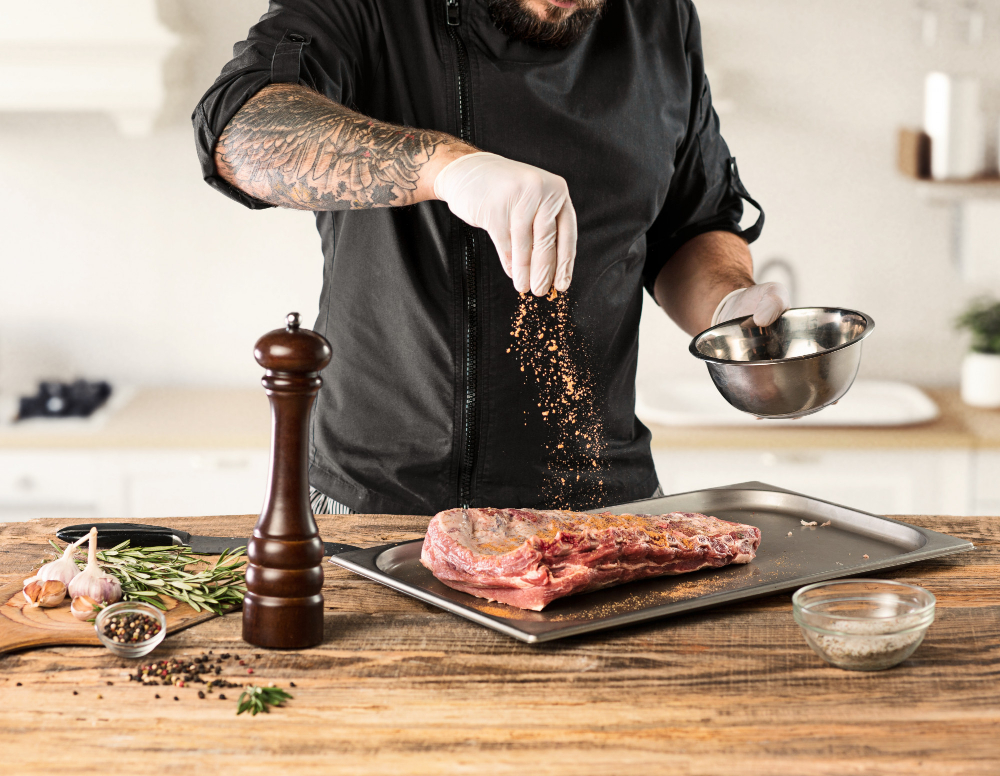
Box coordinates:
[215,84,471,210]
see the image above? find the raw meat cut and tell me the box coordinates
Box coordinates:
[420,508,761,611]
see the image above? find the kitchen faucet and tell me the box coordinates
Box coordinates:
[756,257,797,307]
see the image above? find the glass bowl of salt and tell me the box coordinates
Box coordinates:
[792,579,936,671]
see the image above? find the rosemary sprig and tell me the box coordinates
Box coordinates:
[237,685,293,716]
[50,539,247,616]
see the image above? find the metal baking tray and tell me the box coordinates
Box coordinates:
[328,481,973,643]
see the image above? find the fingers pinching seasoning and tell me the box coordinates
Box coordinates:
[433,152,578,296]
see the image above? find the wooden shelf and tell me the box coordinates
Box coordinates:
[914,177,1000,202]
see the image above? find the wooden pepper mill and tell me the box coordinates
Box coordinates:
[243,312,332,649]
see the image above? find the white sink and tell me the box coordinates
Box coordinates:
[635,379,939,427]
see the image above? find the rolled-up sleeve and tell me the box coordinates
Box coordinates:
[641,3,763,296]
[191,0,381,209]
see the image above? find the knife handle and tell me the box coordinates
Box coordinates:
[56,523,191,549]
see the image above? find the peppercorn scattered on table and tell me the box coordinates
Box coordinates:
[1,513,998,775]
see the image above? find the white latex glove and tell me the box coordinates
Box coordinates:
[711,282,791,327]
[433,152,578,296]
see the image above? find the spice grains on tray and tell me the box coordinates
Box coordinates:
[420,508,762,611]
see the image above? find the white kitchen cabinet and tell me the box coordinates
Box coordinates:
[0,451,110,520]
[973,451,1000,516]
[0,443,994,522]
[112,450,269,519]
[0,449,269,522]
[652,448,975,516]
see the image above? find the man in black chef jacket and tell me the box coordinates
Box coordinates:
[193,0,789,515]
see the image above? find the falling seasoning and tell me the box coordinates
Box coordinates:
[100,611,162,644]
[509,289,607,507]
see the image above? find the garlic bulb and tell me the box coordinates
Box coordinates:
[23,579,67,608]
[67,528,121,605]
[30,533,87,587]
[70,595,99,621]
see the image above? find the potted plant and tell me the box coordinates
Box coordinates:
[957,297,1000,408]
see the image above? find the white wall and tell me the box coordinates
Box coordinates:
[639,0,1000,391]
[0,0,320,394]
[0,0,998,395]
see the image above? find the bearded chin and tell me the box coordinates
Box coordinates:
[488,0,604,49]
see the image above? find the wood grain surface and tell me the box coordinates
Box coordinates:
[1,514,998,775]
[0,580,217,654]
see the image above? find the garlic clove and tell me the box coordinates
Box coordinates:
[66,527,122,605]
[23,579,67,608]
[33,533,88,587]
[71,595,99,621]
[22,580,42,605]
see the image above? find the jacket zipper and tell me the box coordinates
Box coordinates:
[446,0,478,508]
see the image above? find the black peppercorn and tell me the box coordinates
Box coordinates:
[100,611,161,644]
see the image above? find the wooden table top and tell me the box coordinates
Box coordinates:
[1,513,998,775]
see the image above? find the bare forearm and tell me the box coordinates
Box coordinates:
[653,231,754,336]
[214,83,475,210]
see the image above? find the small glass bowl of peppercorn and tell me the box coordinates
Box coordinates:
[95,601,167,658]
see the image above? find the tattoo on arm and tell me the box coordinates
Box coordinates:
[216,84,457,210]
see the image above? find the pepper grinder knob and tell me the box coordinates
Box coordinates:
[243,312,332,649]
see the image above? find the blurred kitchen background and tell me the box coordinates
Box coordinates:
[1,0,999,521]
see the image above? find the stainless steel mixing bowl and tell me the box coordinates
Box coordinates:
[689,307,875,419]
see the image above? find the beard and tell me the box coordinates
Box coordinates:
[488,0,606,49]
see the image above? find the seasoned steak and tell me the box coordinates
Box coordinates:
[420,508,761,611]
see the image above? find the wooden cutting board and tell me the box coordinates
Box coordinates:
[0,581,219,655]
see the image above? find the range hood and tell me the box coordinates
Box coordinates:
[0,0,179,136]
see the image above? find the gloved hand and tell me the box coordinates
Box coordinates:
[711,282,791,327]
[433,152,577,296]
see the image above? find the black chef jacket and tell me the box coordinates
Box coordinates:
[192,0,763,515]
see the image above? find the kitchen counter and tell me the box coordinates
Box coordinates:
[0,388,270,449]
[2,386,998,451]
[2,513,998,775]
[647,388,1000,450]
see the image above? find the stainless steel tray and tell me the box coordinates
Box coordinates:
[328,481,973,643]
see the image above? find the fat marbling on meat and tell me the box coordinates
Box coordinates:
[420,507,761,611]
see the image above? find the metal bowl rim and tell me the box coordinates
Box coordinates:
[689,307,875,366]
